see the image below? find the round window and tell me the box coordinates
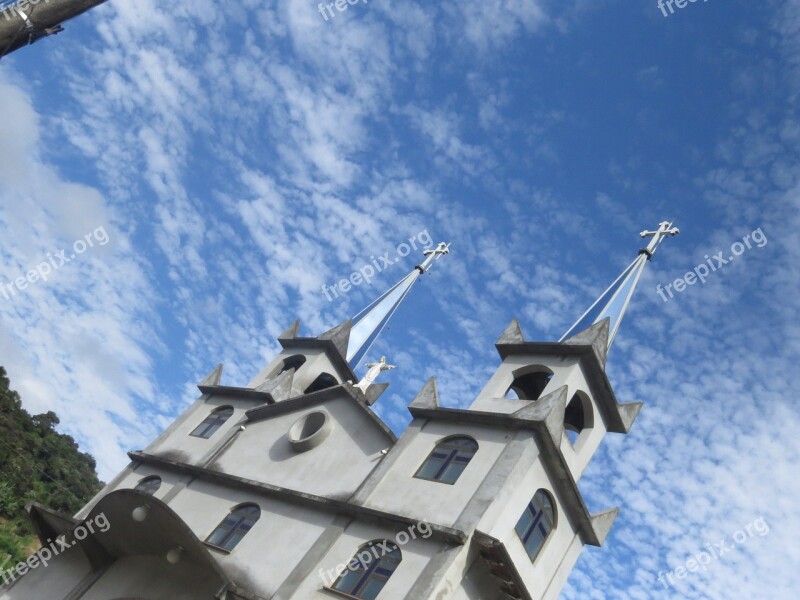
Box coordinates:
[288,411,332,452]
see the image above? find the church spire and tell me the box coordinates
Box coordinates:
[346,242,450,368]
[560,221,679,349]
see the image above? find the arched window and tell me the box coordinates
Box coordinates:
[190,406,234,439]
[515,490,556,562]
[414,436,478,484]
[505,366,554,401]
[332,540,401,598]
[304,372,338,394]
[205,504,260,551]
[279,354,307,375]
[564,391,593,447]
[133,476,161,496]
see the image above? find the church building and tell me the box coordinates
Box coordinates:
[1,224,679,600]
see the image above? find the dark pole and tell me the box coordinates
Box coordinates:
[0,0,108,59]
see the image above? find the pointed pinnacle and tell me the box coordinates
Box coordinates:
[198,364,223,387]
[278,320,300,340]
[563,317,610,367]
[318,320,353,360]
[496,319,525,345]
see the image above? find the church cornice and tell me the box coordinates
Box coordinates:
[197,384,278,403]
[128,450,467,546]
[243,382,397,443]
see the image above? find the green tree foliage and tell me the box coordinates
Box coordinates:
[0,366,103,565]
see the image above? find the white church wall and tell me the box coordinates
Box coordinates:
[491,461,577,600]
[247,348,350,397]
[479,453,580,600]
[107,463,180,501]
[557,363,609,481]
[449,553,510,600]
[244,348,320,390]
[166,478,333,597]
[0,545,91,600]
[289,518,443,599]
[541,533,584,600]
[78,555,221,599]
[470,353,581,413]
[145,393,250,465]
[212,395,390,498]
[362,420,509,527]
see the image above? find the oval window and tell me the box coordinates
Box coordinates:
[288,411,332,452]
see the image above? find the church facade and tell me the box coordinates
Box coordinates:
[1,225,678,600]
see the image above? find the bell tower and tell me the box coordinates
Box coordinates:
[353,222,679,599]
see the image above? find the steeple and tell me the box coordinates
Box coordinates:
[346,242,450,368]
[560,221,679,349]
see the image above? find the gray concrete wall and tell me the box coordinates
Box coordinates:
[167,477,333,596]
[213,396,389,499]
[248,348,348,397]
[476,434,581,600]
[285,518,447,600]
[470,351,609,482]
[146,394,251,464]
[100,462,183,503]
[470,353,581,412]
[361,420,509,527]
[79,555,220,599]
[556,360,608,481]
[479,448,577,600]
[0,545,91,600]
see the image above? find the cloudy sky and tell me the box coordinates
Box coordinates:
[1,0,798,597]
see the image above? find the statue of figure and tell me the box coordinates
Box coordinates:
[355,356,396,393]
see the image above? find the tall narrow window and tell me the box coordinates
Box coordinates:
[133,475,161,496]
[414,436,478,484]
[205,504,260,551]
[515,490,556,562]
[332,540,401,599]
[190,406,234,439]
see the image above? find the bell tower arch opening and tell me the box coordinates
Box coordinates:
[505,366,554,401]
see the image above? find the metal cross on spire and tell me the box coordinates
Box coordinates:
[640,221,681,259]
[560,221,680,350]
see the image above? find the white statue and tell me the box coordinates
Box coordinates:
[355,356,396,393]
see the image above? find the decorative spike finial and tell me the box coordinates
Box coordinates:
[198,364,224,388]
[496,319,525,345]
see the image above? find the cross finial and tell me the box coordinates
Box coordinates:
[640,221,680,259]
[417,242,451,273]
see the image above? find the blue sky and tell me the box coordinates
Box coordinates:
[1,0,798,597]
